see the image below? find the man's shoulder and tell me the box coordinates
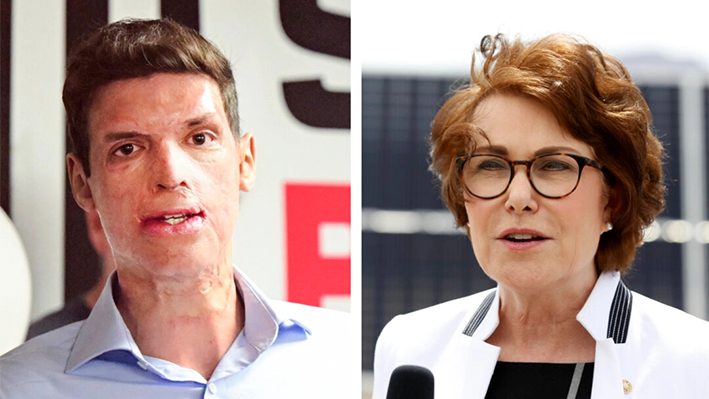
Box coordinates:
[249,301,353,395]
[270,300,351,330]
[268,301,352,358]
[25,298,91,340]
[3,321,83,360]
[0,321,83,392]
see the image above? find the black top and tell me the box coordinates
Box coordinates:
[485,362,594,399]
[25,297,91,340]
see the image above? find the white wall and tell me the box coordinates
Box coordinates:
[10,0,66,321]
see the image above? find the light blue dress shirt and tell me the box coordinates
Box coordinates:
[0,267,352,398]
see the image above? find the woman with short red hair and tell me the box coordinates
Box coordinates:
[373,33,709,399]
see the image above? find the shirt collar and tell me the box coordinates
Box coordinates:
[462,272,631,344]
[65,266,308,374]
[576,272,629,342]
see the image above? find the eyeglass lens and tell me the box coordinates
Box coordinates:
[461,154,582,198]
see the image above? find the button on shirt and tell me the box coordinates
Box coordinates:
[0,267,351,398]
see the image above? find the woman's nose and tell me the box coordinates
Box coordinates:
[504,167,539,213]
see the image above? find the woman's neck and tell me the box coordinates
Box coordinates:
[486,273,598,363]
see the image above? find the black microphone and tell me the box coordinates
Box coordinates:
[385,365,434,399]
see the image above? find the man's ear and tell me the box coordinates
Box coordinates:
[239,133,256,192]
[67,154,95,211]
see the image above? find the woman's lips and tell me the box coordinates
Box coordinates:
[499,237,548,251]
[503,232,545,242]
[498,229,549,250]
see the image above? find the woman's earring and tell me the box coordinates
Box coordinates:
[606,222,613,232]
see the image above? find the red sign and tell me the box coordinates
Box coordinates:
[285,183,350,307]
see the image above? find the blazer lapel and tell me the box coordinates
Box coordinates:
[434,289,501,399]
[591,338,625,399]
[578,272,632,399]
[453,336,500,398]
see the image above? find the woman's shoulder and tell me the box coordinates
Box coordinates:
[632,291,709,328]
[621,291,709,391]
[388,289,495,332]
[376,288,496,354]
[372,288,497,398]
[630,291,709,353]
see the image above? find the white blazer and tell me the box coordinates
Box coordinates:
[373,272,709,398]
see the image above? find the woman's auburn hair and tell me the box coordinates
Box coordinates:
[429,33,666,274]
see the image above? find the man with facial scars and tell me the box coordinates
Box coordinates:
[0,18,351,399]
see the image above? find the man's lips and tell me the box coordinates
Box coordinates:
[141,208,205,226]
[139,208,206,236]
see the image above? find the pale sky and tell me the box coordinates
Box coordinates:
[357,0,709,78]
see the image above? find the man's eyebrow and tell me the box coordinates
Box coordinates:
[103,132,149,143]
[185,113,219,127]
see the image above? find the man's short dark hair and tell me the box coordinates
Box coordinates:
[63,18,240,176]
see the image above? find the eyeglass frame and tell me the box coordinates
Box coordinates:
[455,152,606,199]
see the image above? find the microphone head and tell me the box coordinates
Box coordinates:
[385,365,434,399]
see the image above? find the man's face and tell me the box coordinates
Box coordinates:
[68,73,255,277]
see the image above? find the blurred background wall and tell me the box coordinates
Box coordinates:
[360,0,709,396]
[0,0,350,354]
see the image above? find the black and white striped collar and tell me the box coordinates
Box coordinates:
[462,291,496,337]
[606,278,632,343]
[462,272,633,344]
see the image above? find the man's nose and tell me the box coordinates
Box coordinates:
[151,142,190,191]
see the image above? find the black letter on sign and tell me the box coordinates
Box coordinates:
[279,0,350,129]
[279,0,349,59]
[282,80,350,129]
